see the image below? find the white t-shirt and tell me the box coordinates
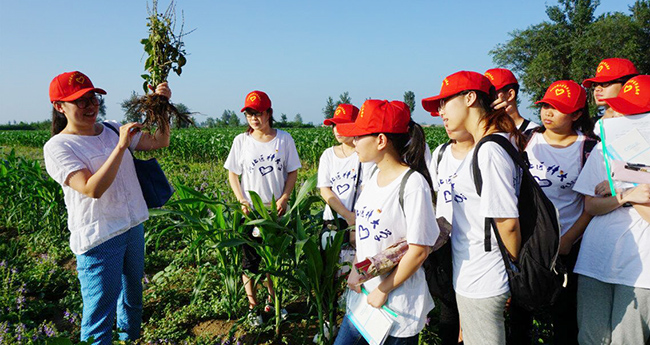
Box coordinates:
[224,130,301,205]
[573,146,650,289]
[43,121,147,255]
[446,134,521,298]
[525,131,586,236]
[353,169,439,337]
[317,147,361,220]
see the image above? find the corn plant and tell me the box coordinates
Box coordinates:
[148,183,245,319]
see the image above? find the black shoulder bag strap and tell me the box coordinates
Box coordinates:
[398,169,416,215]
[436,140,452,175]
[102,122,134,155]
[472,134,526,252]
[350,162,363,211]
[518,119,531,132]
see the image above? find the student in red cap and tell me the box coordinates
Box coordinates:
[224,90,301,326]
[43,71,172,345]
[523,80,597,344]
[573,75,650,344]
[582,58,639,123]
[333,99,439,345]
[422,71,524,345]
[429,124,472,345]
[485,68,540,132]
[318,104,361,261]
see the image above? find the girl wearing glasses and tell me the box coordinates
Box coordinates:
[582,58,638,125]
[43,71,172,344]
[224,90,301,326]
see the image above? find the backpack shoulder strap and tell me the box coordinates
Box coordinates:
[471,134,524,251]
[398,169,415,215]
[436,140,453,175]
[350,162,363,211]
[518,119,531,132]
[522,128,536,146]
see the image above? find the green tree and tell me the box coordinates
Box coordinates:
[121,91,145,123]
[97,97,107,121]
[203,117,217,128]
[173,103,194,128]
[323,96,336,119]
[403,91,416,113]
[218,109,240,127]
[490,0,650,111]
[338,91,352,105]
[294,113,303,124]
[280,113,288,126]
[323,92,353,119]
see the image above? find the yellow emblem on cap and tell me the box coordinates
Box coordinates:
[549,83,572,98]
[248,94,258,102]
[623,79,640,95]
[334,107,345,117]
[485,72,494,81]
[597,61,611,74]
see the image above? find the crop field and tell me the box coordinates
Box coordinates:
[0,126,456,344]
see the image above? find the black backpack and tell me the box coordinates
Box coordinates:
[472,134,566,312]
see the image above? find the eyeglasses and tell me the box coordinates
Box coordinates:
[438,91,469,113]
[592,80,624,88]
[244,110,263,117]
[71,94,102,109]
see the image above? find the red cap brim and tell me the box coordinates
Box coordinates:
[336,122,370,137]
[603,97,650,115]
[58,87,106,102]
[422,88,461,116]
[534,99,575,115]
[582,76,623,88]
[323,117,354,126]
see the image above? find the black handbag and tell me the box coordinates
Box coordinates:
[103,122,174,208]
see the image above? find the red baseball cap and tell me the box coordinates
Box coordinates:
[602,75,650,115]
[241,90,271,113]
[484,68,518,91]
[422,71,493,116]
[49,71,106,103]
[582,58,639,88]
[336,100,410,137]
[535,80,586,114]
[323,104,359,126]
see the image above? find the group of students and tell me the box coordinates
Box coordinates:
[42,56,649,345]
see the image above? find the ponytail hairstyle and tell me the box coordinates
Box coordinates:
[384,120,434,199]
[51,105,67,136]
[246,107,274,134]
[474,87,526,151]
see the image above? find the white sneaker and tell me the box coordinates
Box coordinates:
[247,311,263,327]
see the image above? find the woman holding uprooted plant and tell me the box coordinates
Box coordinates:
[224,90,301,327]
[333,99,439,345]
[43,71,172,345]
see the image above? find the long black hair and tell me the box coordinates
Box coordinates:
[51,107,67,136]
[384,120,434,198]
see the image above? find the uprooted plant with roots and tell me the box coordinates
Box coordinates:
[129,0,195,134]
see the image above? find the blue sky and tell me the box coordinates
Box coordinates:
[0,0,637,127]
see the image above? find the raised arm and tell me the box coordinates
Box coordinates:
[67,123,142,198]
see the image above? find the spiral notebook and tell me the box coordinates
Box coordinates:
[346,287,396,345]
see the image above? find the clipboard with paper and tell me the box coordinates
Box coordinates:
[346,286,398,345]
[598,112,650,195]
